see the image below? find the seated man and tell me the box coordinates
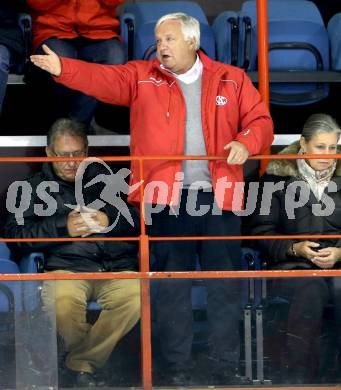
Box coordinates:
[0,0,25,115]
[4,118,141,387]
[26,0,125,126]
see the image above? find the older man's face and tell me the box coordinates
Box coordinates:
[46,134,87,182]
[155,19,197,75]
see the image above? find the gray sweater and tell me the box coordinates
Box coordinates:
[179,77,212,189]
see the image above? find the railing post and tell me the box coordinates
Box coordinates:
[256,0,271,174]
[138,158,153,390]
[140,234,152,390]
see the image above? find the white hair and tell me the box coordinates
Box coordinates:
[155,12,200,50]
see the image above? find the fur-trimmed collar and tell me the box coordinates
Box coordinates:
[266,141,341,177]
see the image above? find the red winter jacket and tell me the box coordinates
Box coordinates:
[56,51,274,210]
[27,0,123,51]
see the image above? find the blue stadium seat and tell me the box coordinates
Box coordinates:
[212,11,240,66]
[9,13,32,76]
[327,13,341,71]
[0,243,21,312]
[0,242,11,261]
[0,245,18,389]
[120,1,216,61]
[240,0,330,105]
[22,253,101,312]
[20,252,45,311]
[20,252,44,274]
[0,244,45,313]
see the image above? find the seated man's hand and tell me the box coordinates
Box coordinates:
[293,241,320,260]
[67,207,109,237]
[311,247,341,269]
[67,209,94,237]
[83,208,110,232]
[224,141,249,165]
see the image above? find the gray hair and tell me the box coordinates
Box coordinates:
[155,13,200,50]
[302,113,341,141]
[47,118,88,149]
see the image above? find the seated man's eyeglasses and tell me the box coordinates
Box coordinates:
[50,150,87,158]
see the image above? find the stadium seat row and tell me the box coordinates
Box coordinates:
[9,1,341,107]
[119,0,341,106]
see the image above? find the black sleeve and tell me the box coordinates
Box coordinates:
[102,201,140,237]
[4,177,70,255]
[249,175,294,264]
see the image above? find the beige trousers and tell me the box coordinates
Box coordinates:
[42,270,140,373]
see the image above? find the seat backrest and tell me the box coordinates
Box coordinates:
[0,258,18,274]
[120,1,215,60]
[0,243,11,260]
[10,13,32,76]
[241,0,329,67]
[20,252,102,313]
[212,11,239,66]
[0,257,22,312]
[327,13,341,70]
[239,0,329,105]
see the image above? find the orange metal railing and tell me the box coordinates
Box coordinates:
[0,2,333,387]
[257,0,271,175]
[0,4,334,389]
[257,0,270,107]
[1,152,341,389]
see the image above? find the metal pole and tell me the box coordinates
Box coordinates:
[138,158,152,390]
[256,0,271,174]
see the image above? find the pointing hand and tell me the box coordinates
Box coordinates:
[30,44,62,77]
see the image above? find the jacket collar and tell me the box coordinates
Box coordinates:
[42,162,59,181]
[151,50,222,81]
[266,141,341,178]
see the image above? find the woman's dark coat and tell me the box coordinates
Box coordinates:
[250,142,341,269]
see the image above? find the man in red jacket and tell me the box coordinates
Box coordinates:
[27,0,125,126]
[31,12,273,386]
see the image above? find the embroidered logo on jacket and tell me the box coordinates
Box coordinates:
[216,95,228,106]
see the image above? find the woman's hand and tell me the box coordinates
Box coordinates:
[311,247,341,269]
[30,44,62,77]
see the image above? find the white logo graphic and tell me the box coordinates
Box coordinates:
[66,158,143,232]
[216,95,228,106]
[149,77,163,83]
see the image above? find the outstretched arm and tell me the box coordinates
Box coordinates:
[30,45,136,106]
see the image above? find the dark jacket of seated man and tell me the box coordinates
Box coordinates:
[3,118,141,386]
[4,160,140,273]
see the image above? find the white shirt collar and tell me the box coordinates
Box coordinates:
[160,55,203,84]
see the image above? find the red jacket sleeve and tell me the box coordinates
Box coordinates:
[235,71,274,155]
[55,57,137,107]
